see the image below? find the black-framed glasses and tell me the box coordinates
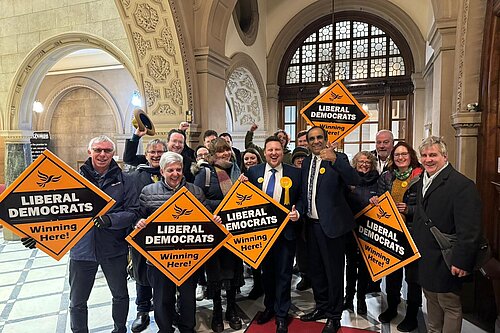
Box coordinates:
[91,148,114,154]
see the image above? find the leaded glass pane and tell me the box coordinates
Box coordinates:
[392,99,407,119]
[334,61,350,80]
[371,26,384,36]
[363,102,379,121]
[344,144,359,161]
[371,36,386,57]
[319,24,333,41]
[335,40,350,60]
[353,21,369,38]
[345,126,360,142]
[302,64,316,82]
[305,32,316,43]
[391,120,406,139]
[284,106,296,122]
[319,63,332,82]
[352,59,368,79]
[389,39,400,55]
[301,44,316,63]
[352,39,368,58]
[336,21,350,40]
[285,124,296,141]
[286,66,300,84]
[362,143,375,152]
[388,56,405,76]
[371,58,386,77]
[290,49,300,64]
[361,123,378,141]
[319,43,332,62]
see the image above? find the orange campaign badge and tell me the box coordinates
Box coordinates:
[0,150,115,260]
[299,80,369,143]
[214,180,290,269]
[353,191,420,281]
[126,187,231,286]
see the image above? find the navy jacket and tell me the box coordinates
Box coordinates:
[71,158,139,261]
[246,163,301,240]
[299,152,360,239]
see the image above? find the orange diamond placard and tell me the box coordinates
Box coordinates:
[214,180,290,269]
[0,150,115,260]
[300,80,369,143]
[126,187,231,286]
[353,192,420,281]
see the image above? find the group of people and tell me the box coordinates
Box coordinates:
[20,122,483,333]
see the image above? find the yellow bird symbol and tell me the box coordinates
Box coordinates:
[376,206,391,220]
[36,170,62,188]
[236,193,252,205]
[172,205,193,219]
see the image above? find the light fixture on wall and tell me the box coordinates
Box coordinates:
[319,0,336,93]
[33,100,44,113]
[131,90,142,107]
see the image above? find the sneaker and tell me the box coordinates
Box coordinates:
[196,285,206,301]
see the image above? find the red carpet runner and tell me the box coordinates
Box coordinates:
[245,312,377,333]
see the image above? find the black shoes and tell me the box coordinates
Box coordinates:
[378,307,398,323]
[357,299,367,315]
[296,276,312,291]
[257,308,275,324]
[225,306,242,330]
[322,319,341,333]
[276,317,288,333]
[211,306,224,333]
[342,297,354,312]
[248,286,264,300]
[131,312,150,332]
[300,309,327,321]
[397,316,418,332]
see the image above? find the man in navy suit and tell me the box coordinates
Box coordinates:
[298,126,360,333]
[246,136,301,333]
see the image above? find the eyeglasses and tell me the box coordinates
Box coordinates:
[91,148,114,154]
[357,161,371,165]
[394,152,409,158]
[147,150,165,155]
[197,153,209,158]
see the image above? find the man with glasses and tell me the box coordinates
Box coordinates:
[298,126,359,333]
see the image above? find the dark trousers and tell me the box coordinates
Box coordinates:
[307,222,347,320]
[69,255,129,333]
[385,263,422,308]
[136,283,153,313]
[295,220,308,275]
[147,265,196,333]
[345,232,369,300]
[262,235,296,319]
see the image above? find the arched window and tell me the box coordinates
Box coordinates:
[278,12,414,156]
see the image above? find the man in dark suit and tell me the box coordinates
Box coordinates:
[298,126,360,333]
[246,136,301,333]
[413,136,481,332]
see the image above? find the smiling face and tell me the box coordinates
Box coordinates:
[264,140,283,168]
[420,144,447,176]
[376,131,394,161]
[297,134,308,148]
[89,141,114,175]
[214,148,232,163]
[146,143,165,168]
[355,154,373,173]
[243,152,259,169]
[276,132,288,148]
[393,145,410,171]
[161,162,183,188]
[307,127,326,156]
[167,133,184,154]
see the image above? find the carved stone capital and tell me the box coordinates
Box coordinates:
[451,112,481,136]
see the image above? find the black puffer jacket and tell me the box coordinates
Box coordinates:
[347,169,379,215]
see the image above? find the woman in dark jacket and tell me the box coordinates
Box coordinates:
[370,142,423,332]
[194,138,244,332]
[344,151,379,315]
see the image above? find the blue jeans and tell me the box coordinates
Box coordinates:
[135,282,153,313]
[69,255,129,333]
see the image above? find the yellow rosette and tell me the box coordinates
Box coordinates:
[258,177,264,184]
[280,176,293,205]
[319,167,326,174]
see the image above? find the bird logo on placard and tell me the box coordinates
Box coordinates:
[328,91,343,102]
[36,170,62,188]
[376,206,391,220]
[172,205,193,219]
[236,193,252,205]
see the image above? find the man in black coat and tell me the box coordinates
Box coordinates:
[413,136,482,332]
[298,126,360,333]
[246,136,301,333]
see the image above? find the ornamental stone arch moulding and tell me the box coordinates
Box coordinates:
[114,0,194,134]
[225,52,267,132]
[267,0,426,87]
[36,77,123,134]
[6,32,135,133]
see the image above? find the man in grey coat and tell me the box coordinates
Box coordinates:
[413,136,482,333]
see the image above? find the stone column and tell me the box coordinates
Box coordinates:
[451,111,481,181]
[3,140,32,241]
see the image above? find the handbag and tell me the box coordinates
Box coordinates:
[420,204,495,277]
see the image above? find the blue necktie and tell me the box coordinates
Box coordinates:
[266,169,277,198]
[308,156,317,217]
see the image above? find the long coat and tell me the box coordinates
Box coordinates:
[413,164,482,292]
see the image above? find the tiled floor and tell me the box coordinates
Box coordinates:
[0,229,488,333]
